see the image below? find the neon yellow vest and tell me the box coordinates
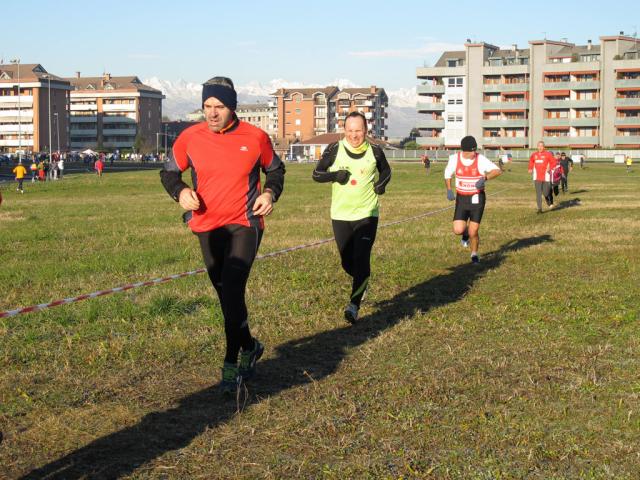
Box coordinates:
[329,141,379,221]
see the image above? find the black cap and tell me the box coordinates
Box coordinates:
[460,136,477,152]
[202,76,237,110]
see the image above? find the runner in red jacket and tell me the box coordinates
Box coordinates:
[528,141,555,213]
[160,76,285,395]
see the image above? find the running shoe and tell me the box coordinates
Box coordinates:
[219,362,241,396]
[239,339,264,380]
[461,238,470,248]
[471,254,480,264]
[549,203,556,209]
[344,303,359,324]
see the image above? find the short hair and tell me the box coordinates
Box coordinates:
[344,111,367,131]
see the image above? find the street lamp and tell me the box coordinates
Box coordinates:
[54,112,60,153]
[42,74,52,158]
[10,58,21,162]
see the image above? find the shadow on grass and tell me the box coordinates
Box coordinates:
[553,198,582,211]
[570,189,588,194]
[21,235,552,480]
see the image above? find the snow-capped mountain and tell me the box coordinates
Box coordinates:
[144,77,419,138]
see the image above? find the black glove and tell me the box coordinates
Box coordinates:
[334,170,351,185]
[374,184,385,195]
[446,189,455,201]
[475,176,486,189]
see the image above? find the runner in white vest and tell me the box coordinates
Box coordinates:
[444,136,501,264]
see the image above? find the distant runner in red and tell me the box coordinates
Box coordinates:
[160,76,285,395]
[528,141,555,213]
[95,158,104,177]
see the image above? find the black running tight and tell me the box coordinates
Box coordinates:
[196,224,262,364]
[332,217,378,307]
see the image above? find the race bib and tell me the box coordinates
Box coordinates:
[471,194,479,204]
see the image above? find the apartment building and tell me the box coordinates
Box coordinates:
[332,87,389,139]
[0,63,71,154]
[271,86,389,143]
[235,102,278,140]
[416,34,640,149]
[66,73,164,151]
[271,87,339,143]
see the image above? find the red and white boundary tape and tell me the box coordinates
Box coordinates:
[0,194,503,319]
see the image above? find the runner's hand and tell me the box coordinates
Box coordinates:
[178,188,200,211]
[447,189,455,201]
[475,177,486,189]
[374,184,385,195]
[253,191,273,216]
[334,170,351,185]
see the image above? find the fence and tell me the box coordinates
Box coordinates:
[383,148,640,162]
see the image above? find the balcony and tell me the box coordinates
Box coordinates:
[103,128,137,136]
[416,137,444,147]
[417,84,445,94]
[542,99,599,108]
[417,102,445,112]
[542,136,599,146]
[417,119,445,129]
[615,78,640,88]
[0,95,34,107]
[70,129,98,137]
[482,137,528,147]
[615,97,640,107]
[0,139,34,147]
[613,135,640,145]
[482,83,529,92]
[70,115,98,123]
[543,81,600,90]
[102,103,136,112]
[482,119,528,128]
[571,117,600,127]
[0,109,34,118]
[0,123,34,133]
[103,115,136,123]
[70,104,97,111]
[482,101,528,110]
[615,116,640,125]
[543,118,570,126]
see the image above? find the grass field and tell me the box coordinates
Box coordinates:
[1,162,639,479]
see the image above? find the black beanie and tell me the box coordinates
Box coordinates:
[460,135,477,152]
[202,76,237,111]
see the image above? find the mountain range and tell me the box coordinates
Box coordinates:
[143,77,419,138]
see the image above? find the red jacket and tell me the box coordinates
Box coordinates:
[528,150,554,181]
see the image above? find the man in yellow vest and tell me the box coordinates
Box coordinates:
[312,111,391,323]
[13,161,28,194]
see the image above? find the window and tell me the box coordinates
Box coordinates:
[448,99,455,104]
[456,116,462,122]
[456,99,463,105]
[295,108,301,114]
[295,119,301,125]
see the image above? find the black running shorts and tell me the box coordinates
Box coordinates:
[453,192,486,223]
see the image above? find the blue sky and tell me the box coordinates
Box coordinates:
[2,0,638,89]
